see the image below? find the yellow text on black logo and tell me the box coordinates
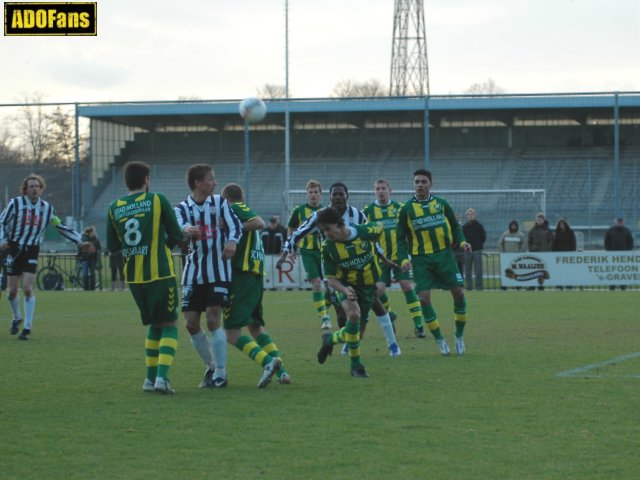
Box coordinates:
[4,2,97,36]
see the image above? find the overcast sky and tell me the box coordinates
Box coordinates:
[1,0,639,104]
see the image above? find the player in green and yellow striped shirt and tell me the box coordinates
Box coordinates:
[286,179,330,328]
[221,183,288,388]
[106,161,184,393]
[316,208,399,377]
[397,169,471,356]
[363,179,427,337]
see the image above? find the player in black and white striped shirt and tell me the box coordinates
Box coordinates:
[0,174,94,339]
[174,164,242,388]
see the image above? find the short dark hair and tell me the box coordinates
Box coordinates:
[124,162,150,190]
[186,164,212,191]
[329,182,349,197]
[221,183,244,203]
[413,169,432,182]
[316,207,343,226]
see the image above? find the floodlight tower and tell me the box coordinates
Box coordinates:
[389,0,429,96]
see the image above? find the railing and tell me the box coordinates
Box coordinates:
[32,251,638,291]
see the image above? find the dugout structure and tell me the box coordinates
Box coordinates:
[58,91,640,250]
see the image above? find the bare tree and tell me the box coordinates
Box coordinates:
[16,92,52,164]
[331,79,387,97]
[46,106,76,164]
[256,83,287,99]
[464,78,507,95]
[0,129,21,163]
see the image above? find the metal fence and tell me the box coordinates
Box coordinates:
[25,252,637,292]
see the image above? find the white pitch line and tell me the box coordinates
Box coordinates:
[556,352,640,378]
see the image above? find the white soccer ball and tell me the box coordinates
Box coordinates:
[239,97,267,124]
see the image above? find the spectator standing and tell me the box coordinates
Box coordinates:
[604,218,634,291]
[527,212,553,290]
[108,248,125,291]
[261,215,287,255]
[528,213,553,252]
[79,226,101,290]
[604,217,633,251]
[462,208,486,291]
[552,218,577,290]
[498,220,526,253]
[552,218,577,252]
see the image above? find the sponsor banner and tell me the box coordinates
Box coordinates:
[264,254,308,289]
[499,252,640,287]
[262,255,401,290]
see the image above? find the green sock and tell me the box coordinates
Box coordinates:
[454,298,467,337]
[404,290,424,328]
[145,326,162,381]
[422,304,443,340]
[236,335,270,367]
[312,291,328,320]
[256,332,285,375]
[157,325,178,380]
[344,321,361,367]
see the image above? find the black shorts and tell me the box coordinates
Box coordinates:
[5,243,39,276]
[181,282,230,313]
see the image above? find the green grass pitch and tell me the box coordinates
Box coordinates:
[1,289,637,479]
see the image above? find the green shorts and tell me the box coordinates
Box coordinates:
[223,271,265,329]
[300,249,322,281]
[129,277,179,326]
[378,264,413,286]
[336,283,376,324]
[411,249,463,292]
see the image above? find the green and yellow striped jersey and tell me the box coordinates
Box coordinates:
[288,203,322,250]
[362,200,402,261]
[230,202,264,276]
[397,194,465,260]
[321,222,384,286]
[106,192,183,284]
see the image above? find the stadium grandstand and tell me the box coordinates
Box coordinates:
[2,92,639,251]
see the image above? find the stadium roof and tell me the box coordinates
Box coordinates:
[77,92,640,130]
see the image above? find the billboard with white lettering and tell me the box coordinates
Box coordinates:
[499,252,640,287]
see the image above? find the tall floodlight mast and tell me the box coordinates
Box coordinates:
[389,0,429,96]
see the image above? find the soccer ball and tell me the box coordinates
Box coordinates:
[239,97,267,124]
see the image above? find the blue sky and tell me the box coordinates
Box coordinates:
[1,0,639,103]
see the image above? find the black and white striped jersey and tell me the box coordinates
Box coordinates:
[282,205,366,253]
[174,194,242,285]
[0,196,81,246]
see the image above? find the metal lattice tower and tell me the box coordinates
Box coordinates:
[389,0,429,96]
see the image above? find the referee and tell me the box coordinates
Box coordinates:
[0,174,94,340]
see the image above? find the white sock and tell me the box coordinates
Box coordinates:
[24,296,36,330]
[190,330,214,369]
[8,294,21,320]
[377,312,397,347]
[211,327,227,377]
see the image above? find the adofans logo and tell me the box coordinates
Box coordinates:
[504,254,550,286]
[5,2,97,36]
